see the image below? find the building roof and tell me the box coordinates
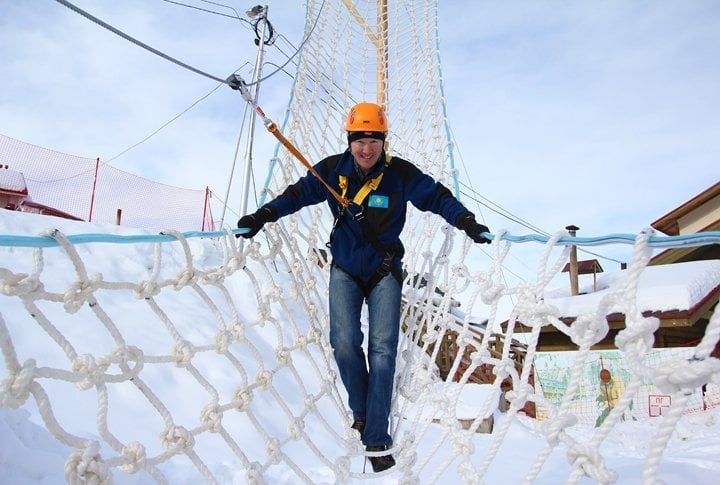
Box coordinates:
[0,168,28,196]
[504,260,720,351]
[651,181,720,236]
[562,259,604,274]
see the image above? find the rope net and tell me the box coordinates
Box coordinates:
[1,0,719,483]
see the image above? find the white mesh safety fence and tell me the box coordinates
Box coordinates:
[2,0,720,483]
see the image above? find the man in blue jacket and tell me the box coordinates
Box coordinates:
[238,102,490,472]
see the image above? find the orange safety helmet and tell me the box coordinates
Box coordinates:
[345,102,387,133]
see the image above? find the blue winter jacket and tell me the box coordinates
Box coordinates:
[265,149,471,282]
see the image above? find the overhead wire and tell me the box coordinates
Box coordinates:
[53,0,323,88]
[50,0,307,169]
[159,0,244,20]
[106,81,228,163]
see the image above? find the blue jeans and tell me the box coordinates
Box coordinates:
[329,264,401,447]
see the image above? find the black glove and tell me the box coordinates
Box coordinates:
[237,206,277,239]
[456,212,491,244]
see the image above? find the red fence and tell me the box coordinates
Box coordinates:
[0,134,214,232]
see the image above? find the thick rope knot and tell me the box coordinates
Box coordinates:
[245,462,263,483]
[266,438,282,465]
[267,285,282,302]
[492,359,517,381]
[470,348,490,367]
[303,394,317,414]
[230,322,246,342]
[449,429,475,455]
[422,328,439,344]
[110,345,144,380]
[321,372,336,393]
[214,329,233,352]
[541,413,577,446]
[133,279,160,299]
[224,254,244,273]
[475,272,503,305]
[1,358,36,408]
[72,354,108,390]
[401,367,432,401]
[458,461,481,485]
[505,382,535,409]
[615,315,659,354]
[275,348,291,367]
[513,284,559,328]
[64,441,111,485]
[173,268,196,289]
[569,313,609,347]
[307,326,322,344]
[654,356,720,394]
[303,275,317,291]
[255,370,273,390]
[234,388,253,411]
[200,403,223,432]
[566,442,618,483]
[334,456,351,481]
[288,418,304,440]
[0,269,41,297]
[395,435,417,472]
[119,441,146,473]
[172,340,195,367]
[160,425,195,453]
[295,335,308,350]
[514,299,559,329]
[63,275,100,314]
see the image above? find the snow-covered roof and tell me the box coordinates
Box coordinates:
[0,168,28,195]
[544,259,720,318]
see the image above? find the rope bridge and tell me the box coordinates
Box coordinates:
[1,222,718,483]
[2,0,720,483]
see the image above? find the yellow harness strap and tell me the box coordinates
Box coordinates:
[339,155,391,205]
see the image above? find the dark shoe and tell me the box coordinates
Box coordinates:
[351,420,365,437]
[366,445,396,472]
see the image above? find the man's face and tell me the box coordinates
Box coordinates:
[350,138,384,174]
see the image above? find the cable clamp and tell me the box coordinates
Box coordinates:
[226,74,253,103]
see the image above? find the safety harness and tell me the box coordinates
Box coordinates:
[331,155,403,297]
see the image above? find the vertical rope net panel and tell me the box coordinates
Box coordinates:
[1,0,719,483]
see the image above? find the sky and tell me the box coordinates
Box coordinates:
[1,209,719,483]
[1,1,718,264]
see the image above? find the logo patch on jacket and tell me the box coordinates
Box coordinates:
[368,195,389,208]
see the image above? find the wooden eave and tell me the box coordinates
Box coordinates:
[0,187,28,197]
[650,220,720,265]
[651,181,720,236]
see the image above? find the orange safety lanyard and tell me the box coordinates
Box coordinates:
[232,76,350,207]
[265,122,350,208]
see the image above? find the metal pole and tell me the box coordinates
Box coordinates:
[566,224,580,296]
[88,158,100,222]
[238,5,270,220]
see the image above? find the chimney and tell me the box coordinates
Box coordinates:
[566,225,580,296]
